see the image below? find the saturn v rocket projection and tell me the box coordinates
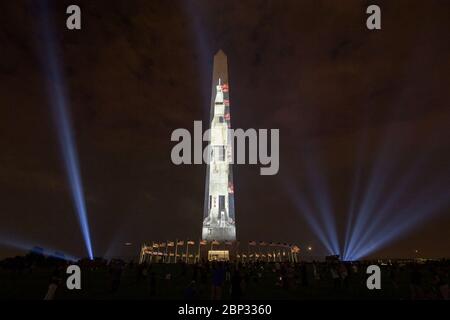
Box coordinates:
[202,50,236,241]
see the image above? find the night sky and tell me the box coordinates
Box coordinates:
[0,0,449,259]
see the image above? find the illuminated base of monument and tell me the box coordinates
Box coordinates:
[202,223,236,241]
[208,250,229,261]
[139,240,300,264]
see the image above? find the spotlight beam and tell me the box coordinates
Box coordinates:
[347,160,426,258]
[180,0,213,122]
[350,179,450,260]
[346,127,446,260]
[343,128,368,259]
[345,126,408,258]
[284,180,336,255]
[304,158,340,254]
[36,2,94,259]
[0,235,79,262]
[292,192,335,254]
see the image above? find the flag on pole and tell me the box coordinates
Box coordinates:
[200,240,207,245]
[159,242,166,248]
[152,243,159,248]
[187,240,195,245]
[212,240,220,245]
[222,83,229,92]
[177,241,184,246]
[167,241,175,247]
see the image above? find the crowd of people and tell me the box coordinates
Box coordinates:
[1,253,449,300]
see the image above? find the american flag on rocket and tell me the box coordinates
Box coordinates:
[221,83,229,92]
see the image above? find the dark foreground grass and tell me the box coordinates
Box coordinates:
[0,263,415,300]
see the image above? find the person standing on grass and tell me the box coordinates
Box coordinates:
[339,263,349,289]
[231,268,243,300]
[211,262,225,300]
[312,262,318,281]
[44,267,63,300]
[192,263,199,282]
[110,262,123,293]
[330,264,340,289]
[149,271,157,296]
[409,264,424,300]
[184,280,198,300]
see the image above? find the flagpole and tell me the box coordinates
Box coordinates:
[247,243,249,263]
[185,240,189,263]
[150,241,155,264]
[164,241,168,263]
[139,244,144,264]
[174,239,178,264]
[258,244,262,262]
[197,239,201,263]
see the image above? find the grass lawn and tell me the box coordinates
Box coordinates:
[0,264,415,300]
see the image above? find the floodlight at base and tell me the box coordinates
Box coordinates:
[208,250,230,261]
[202,223,236,241]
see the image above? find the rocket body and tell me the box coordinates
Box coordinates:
[202,50,236,241]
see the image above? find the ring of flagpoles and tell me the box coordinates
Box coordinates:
[139,240,301,264]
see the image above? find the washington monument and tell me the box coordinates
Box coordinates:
[202,50,236,241]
